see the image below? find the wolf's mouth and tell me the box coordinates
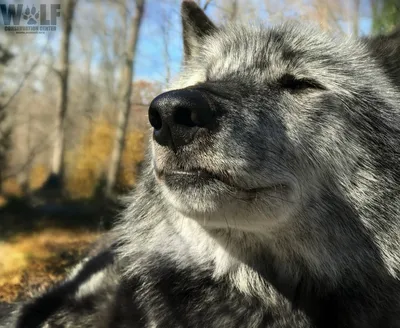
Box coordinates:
[155,168,287,194]
[156,169,230,186]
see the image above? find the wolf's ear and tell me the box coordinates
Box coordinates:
[181,0,217,61]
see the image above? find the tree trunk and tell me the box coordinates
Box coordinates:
[50,0,77,187]
[161,7,171,86]
[353,0,360,36]
[106,0,145,196]
[229,0,238,21]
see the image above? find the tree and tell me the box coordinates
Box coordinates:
[0,111,11,192]
[0,45,13,191]
[106,0,145,196]
[160,4,173,86]
[0,45,13,65]
[218,0,239,22]
[352,0,361,36]
[371,0,400,34]
[47,0,77,190]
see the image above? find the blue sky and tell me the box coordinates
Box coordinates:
[134,0,183,82]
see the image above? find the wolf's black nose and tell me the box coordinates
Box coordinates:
[148,89,214,150]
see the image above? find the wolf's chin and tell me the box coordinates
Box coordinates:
[158,179,293,230]
[159,181,230,213]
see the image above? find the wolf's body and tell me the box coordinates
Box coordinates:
[3,2,400,327]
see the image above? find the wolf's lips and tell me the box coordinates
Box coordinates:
[156,169,227,186]
[155,169,288,194]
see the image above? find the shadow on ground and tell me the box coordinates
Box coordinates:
[0,194,123,302]
[0,195,122,239]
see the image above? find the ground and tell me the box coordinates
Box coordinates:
[0,197,115,303]
[0,228,100,302]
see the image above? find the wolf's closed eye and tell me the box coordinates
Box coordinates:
[279,73,325,91]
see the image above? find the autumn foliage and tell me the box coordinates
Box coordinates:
[65,118,145,198]
[0,229,99,302]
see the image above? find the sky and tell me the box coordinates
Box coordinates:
[134,0,183,82]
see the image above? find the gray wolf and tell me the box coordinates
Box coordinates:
[364,26,400,88]
[3,1,400,327]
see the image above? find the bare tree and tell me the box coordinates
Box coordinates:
[0,37,50,192]
[106,0,145,195]
[352,0,361,35]
[75,15,96,120]
[48,0,77,189]
[196,0,212,11]
[94,3,127,107]
[159,2,176,86]
[0,44,14,191]
[0,45,13,66]
[222,0,239,21]
[313,0,331,31]
[0,115,11,191]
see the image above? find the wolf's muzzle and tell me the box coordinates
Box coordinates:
[148,89,215,151]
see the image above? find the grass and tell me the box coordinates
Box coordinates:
[0,228,100,302]
[0,192,118,303]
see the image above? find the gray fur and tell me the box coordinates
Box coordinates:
[363,27,400,88]
[4,2,400,327]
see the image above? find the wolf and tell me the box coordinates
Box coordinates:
[3,1,400,327]
[364,26,400,88]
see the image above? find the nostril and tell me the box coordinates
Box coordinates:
[149,109,162,130]
[174,107,197,127]
[190,109,209,127]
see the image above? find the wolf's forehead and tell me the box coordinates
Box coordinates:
[203,26,336,81]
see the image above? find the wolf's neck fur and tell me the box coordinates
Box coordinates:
[166,185,400,326]
[117,167,399,324]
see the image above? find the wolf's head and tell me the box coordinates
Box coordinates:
[147,1,400,237]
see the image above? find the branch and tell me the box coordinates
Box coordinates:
[2,134,53,180]
[203,0,212,11]
[0,36,51,112]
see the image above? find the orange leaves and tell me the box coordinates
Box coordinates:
[66,118,145,198]
[0,229,99,302]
